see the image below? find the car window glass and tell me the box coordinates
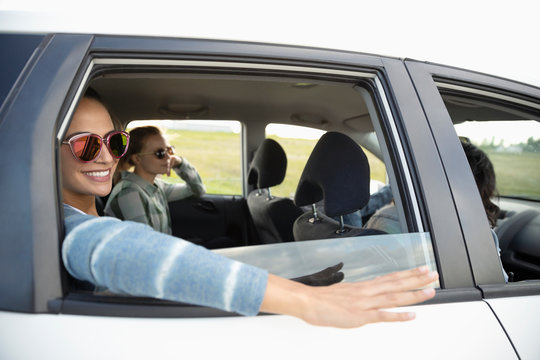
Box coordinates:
[127,120,242,195]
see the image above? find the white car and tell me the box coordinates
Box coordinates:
[1,10,539,360]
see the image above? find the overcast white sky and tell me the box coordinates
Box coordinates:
[1,0,539,86]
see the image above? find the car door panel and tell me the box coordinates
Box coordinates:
[169,195,255,247]
[0,301,517,359]
[485,295,540,359]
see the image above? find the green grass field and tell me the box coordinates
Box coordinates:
[485,150,540,198]
[158,130,539,200]
[161,130,386,197]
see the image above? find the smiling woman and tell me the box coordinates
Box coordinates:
[61,97,122,215]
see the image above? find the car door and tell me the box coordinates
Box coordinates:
[0,33,519,359]
[406,59,540,359]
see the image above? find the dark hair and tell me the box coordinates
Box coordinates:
[462,141,500,227]
[84,87,102,102]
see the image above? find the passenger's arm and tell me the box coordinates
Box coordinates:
[163,156,206,201]
[62,212,266,316]
[63,207,438,327]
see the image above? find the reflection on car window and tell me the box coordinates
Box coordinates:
[216,232,438,286]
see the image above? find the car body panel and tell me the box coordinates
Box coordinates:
[485,295,540,360]
[0,301,517,360]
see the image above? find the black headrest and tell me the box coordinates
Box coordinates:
[294,132,370,217]
[248,138,287,189]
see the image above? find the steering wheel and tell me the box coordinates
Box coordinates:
[495,209,540,279]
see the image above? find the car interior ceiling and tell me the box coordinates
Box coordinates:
[90,73,376,134]
[442,93,540,124]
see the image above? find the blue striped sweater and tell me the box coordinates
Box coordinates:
[62,204,268,315]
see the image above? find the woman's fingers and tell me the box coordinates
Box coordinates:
[262,267,439,329]
[366,309,417,324]
[360,287,436,311]
[359,267,439,297]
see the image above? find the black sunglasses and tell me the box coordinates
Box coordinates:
[138,145,175,159]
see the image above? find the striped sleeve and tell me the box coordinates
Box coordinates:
[62,206,268,316]
[163,157,206,201]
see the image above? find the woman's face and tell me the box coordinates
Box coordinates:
[133,134,172,178]
[61,97,118,202]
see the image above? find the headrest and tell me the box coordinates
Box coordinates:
[248,138,287,189]
[294,132,370,217]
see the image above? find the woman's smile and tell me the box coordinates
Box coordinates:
[82,168,112,182]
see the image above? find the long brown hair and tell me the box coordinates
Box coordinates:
[462,141,500,227]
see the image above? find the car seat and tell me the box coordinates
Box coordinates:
[247,138,304,244]
[293,131,385,241]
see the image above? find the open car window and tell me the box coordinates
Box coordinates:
[59,58,440,315]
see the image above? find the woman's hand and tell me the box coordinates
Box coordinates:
[167,155,183,176]
[260,266,438,328]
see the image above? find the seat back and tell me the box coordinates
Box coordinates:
[247,139,304,244]
[293,132,385,241]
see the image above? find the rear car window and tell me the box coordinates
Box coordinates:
[127,120,243,195]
